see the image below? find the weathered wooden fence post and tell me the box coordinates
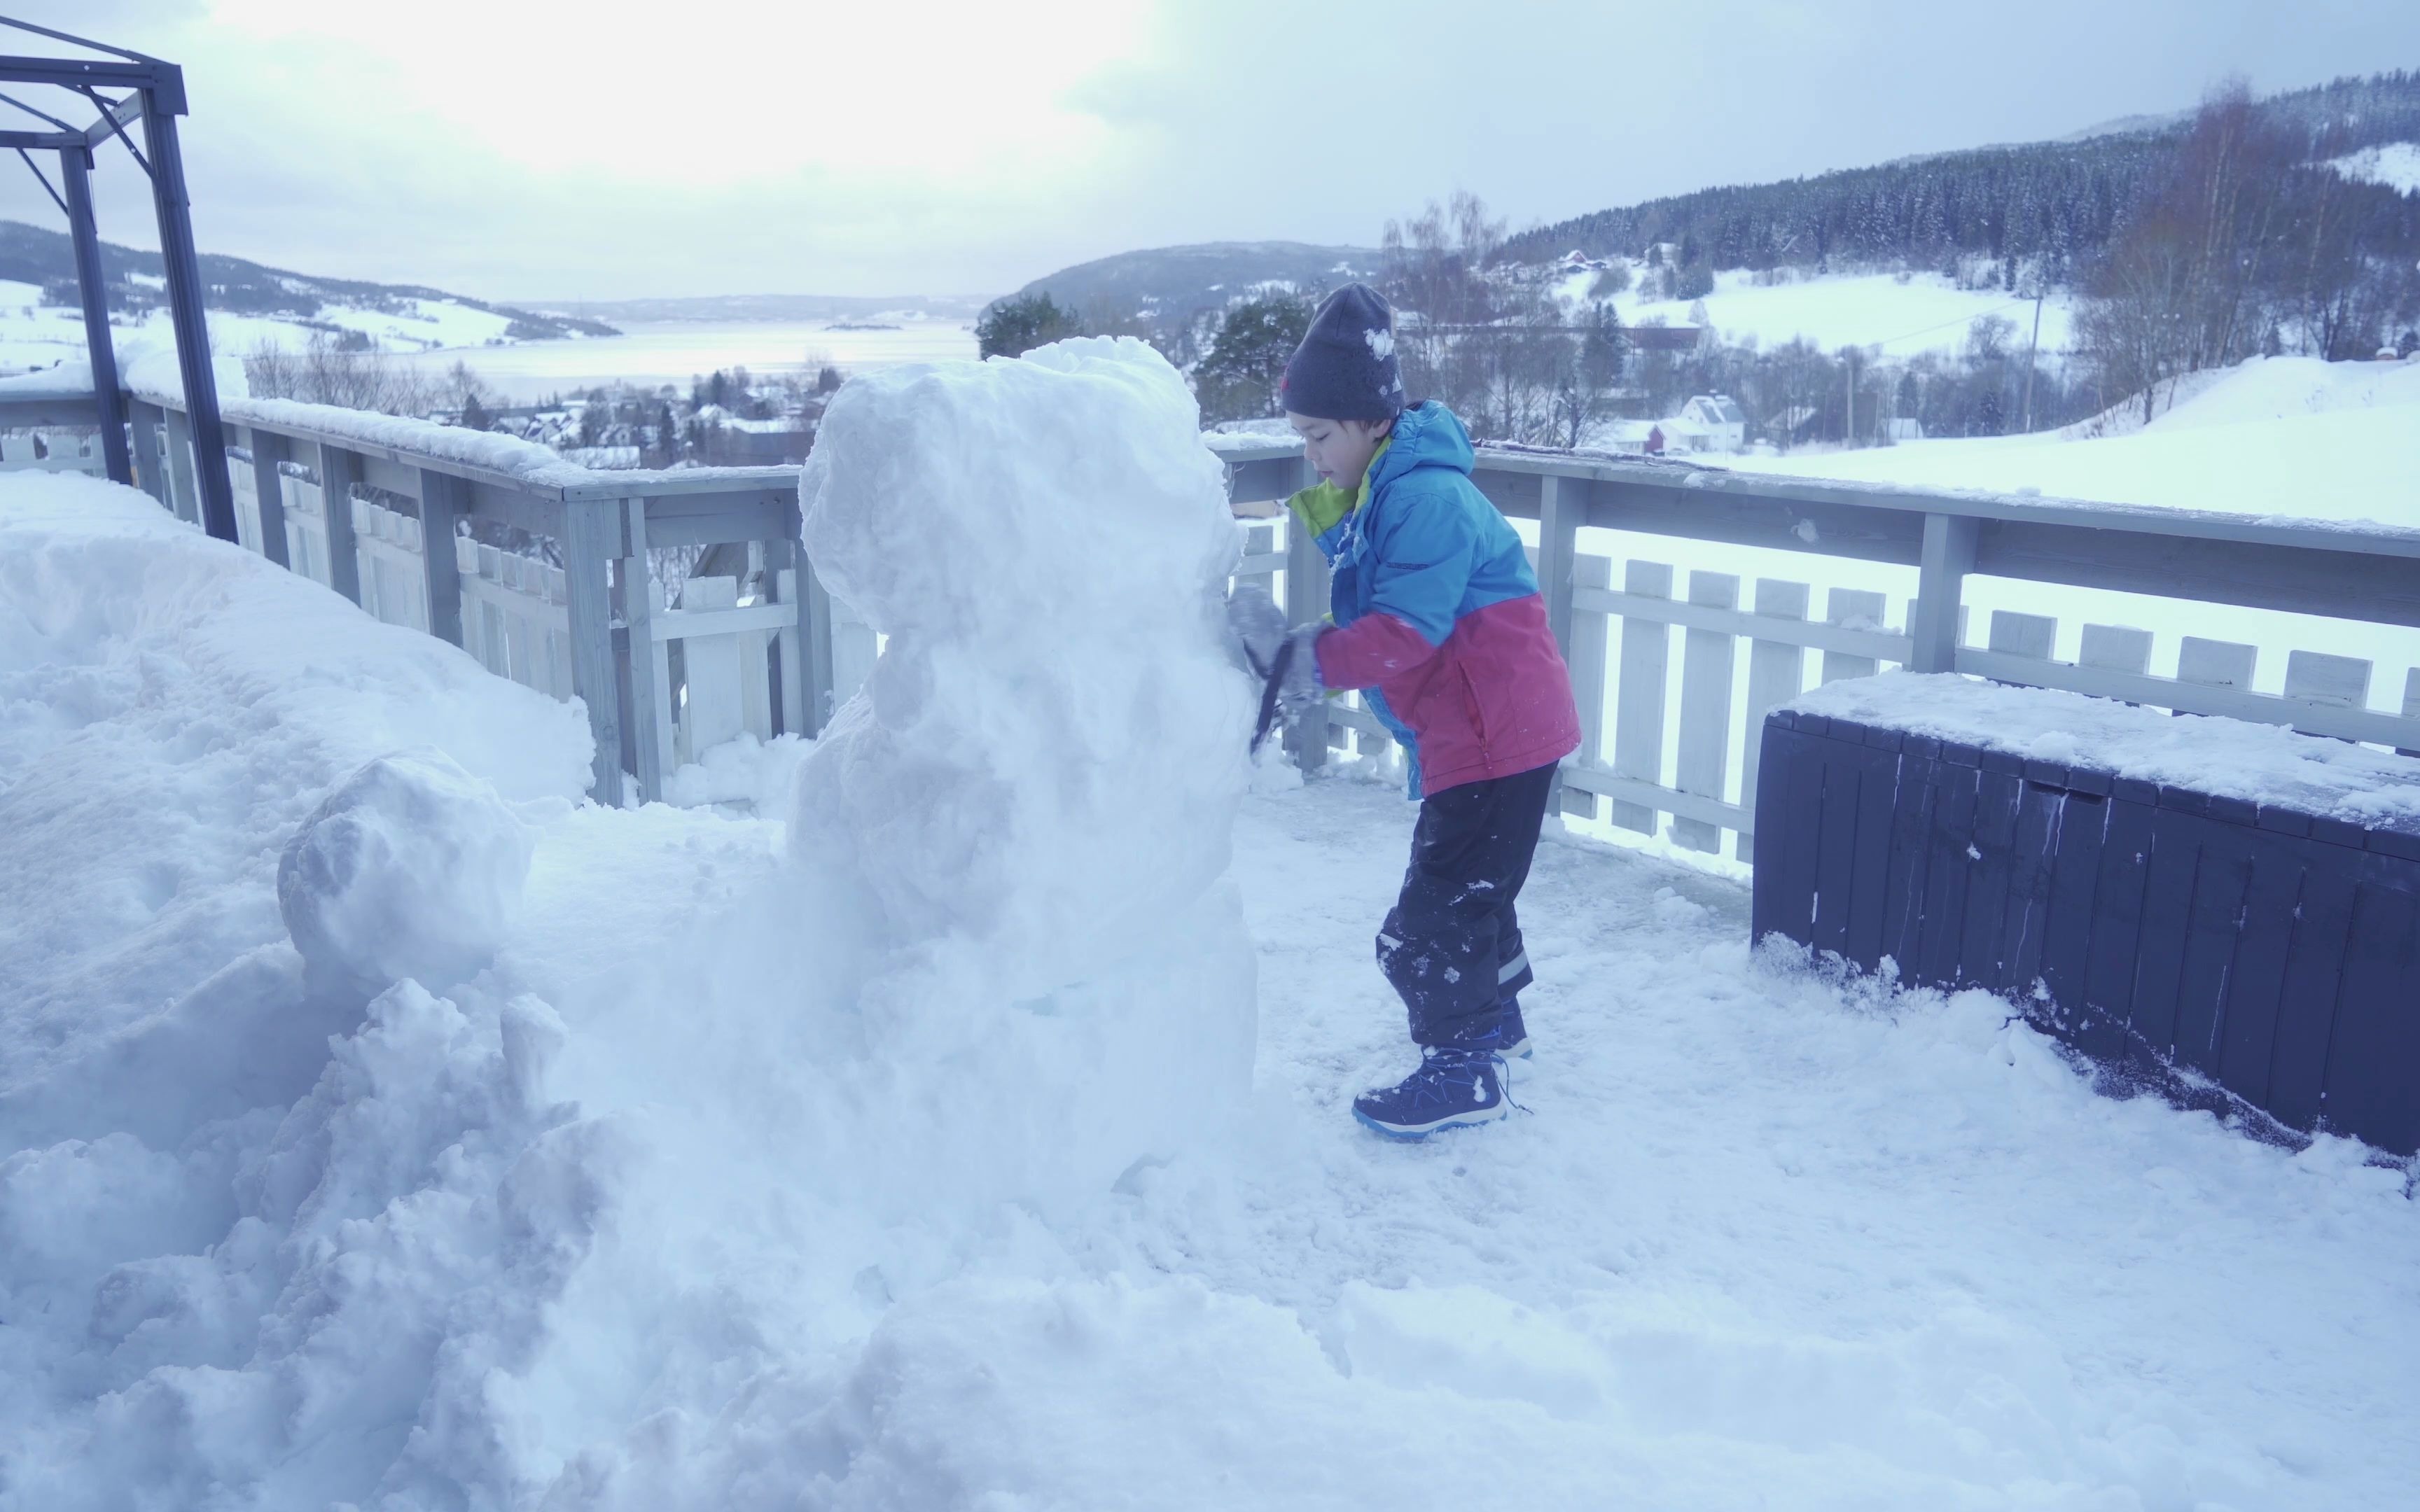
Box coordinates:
[1909,512,1977,673]
[415,468,466,645]
[1536,473,1580,813]
[245,427,291,569]
[802,558,839,732]
[618,498,675,804]
[128,400,167,507]
[162,405,200,526]
[317,442,364,605]
[560,497,627,805]
[1280,457,1330,774]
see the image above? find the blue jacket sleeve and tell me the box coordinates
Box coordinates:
[1360,480,1477,648]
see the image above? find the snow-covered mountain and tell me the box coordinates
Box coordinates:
[0,218,616,377]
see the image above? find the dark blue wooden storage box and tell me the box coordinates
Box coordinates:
[1751,706,2420,1154]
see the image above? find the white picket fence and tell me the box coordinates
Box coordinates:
[0,429,106,475]
[1295,529,2420,863]
[25,396,2420,825]
[230,446,877,772]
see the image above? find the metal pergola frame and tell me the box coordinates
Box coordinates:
[0,14,235,540]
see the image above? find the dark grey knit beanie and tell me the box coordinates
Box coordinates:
[1279,283,1405,421]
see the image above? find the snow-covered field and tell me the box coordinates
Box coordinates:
[403,316,980,403]
[1702,356,2420,713]
[2326,141,2420,197]
[0,280,522,378]
[1727,354,2420,526]
[1562,265,2077,359]
[7,342,2420,1507]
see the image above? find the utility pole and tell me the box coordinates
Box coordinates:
[1844,349,1857,448]
[2021,286,2045,433]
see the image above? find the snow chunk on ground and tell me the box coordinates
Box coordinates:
[279,750,534,990]
[790,336,1258,1208]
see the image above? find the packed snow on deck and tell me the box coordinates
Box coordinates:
[6,352,2420,1510]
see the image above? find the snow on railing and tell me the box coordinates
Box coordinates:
[15,381,2420,834]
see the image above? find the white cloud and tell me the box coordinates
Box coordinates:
[6,0,2419,302]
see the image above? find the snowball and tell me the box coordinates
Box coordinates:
[788,337,1258,1205]
[279,750,533,988]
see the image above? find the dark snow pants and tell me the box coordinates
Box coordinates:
[1377,761,1556,1049]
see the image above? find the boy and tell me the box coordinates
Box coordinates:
[1230,283,1581,1139]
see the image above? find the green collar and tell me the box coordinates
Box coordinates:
[1284,436,1391,538]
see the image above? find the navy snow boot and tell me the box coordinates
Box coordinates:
[1351,1046,1510,1140]
[1498,997,1532,1061]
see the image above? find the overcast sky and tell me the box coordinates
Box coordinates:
[12,0,2420,303]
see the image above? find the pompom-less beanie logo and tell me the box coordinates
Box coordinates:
[1280,282,1405,421]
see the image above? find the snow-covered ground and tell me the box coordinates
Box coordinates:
[2325,141,2420,197]
[8,400,2420,1505]
[1560,265,2077,360]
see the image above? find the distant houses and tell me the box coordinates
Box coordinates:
[1677,394,1746,451]
[1599,394,1748,455]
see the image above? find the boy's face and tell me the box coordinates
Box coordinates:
[1286,412,1389,493]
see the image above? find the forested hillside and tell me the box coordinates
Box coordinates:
[0,220,616,341]
[1501,69,2420,276]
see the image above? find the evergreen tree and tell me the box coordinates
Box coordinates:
[1192,293,1314,423]
[976,293,1082,359]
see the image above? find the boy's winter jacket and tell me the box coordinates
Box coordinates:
[1288,402,1581,797]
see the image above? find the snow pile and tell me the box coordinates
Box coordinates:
[1790,671,2420,831]
[788,336,1258,1209]
[278,750,536,990]
[0,472,600,1506]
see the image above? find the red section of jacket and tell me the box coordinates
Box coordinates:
[1316,593,1581,797]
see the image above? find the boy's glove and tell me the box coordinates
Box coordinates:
[1228,584,1328,750]
[1268,624,1326,714]
[1223,583,1288,678]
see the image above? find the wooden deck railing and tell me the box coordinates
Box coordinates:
[8,386,2418,842]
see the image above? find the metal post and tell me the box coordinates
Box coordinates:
[2022,288,2045,434]
[58,146,130,485]
[138,80,238,544]
[1844,350,1856,448]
